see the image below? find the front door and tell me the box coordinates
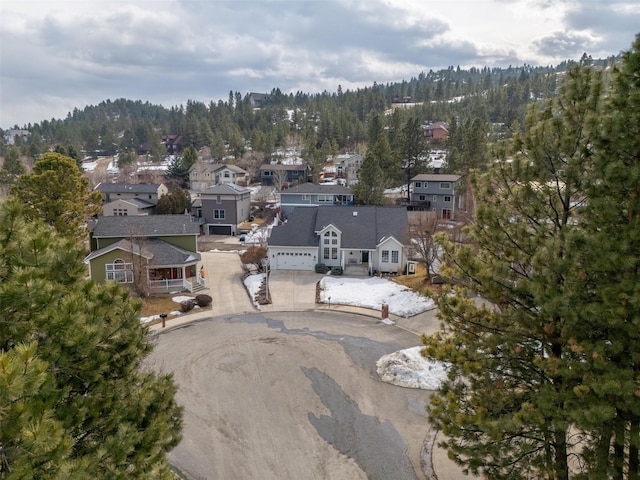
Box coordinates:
[361,251,369,263]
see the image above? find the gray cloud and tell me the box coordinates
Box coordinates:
[1,0,638,127]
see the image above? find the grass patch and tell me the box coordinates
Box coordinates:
[394,263,437,298]
[140,295,185,318]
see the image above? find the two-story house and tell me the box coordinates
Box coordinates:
[279,183,354,216]
[409,174,463,219]
[85,214,203,293]
[95,182,168,215]
[268,206,409,274]
[259,164,308,186]
[334,153,363,186]
[194,183,251,235]
[189,163,249,191]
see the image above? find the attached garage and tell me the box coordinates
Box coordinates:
[208,225,233,235]
[269,247,317,271]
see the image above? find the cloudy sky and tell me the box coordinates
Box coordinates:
[1,0,638,128]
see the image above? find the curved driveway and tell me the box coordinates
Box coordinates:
[147,251,466,480]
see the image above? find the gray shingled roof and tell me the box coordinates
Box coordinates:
[91,214,200,238]
[268,206,408,249]
[201,183,249,195]
[267,207,319,247]
[85,238,200,266]
[280,183,352,195]
[259,164,307,171]
[95,182,162,193]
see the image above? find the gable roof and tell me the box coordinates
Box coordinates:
[280,183,352,195]
[189,163,248,175]
[95,182,163,194]
[410,174,461,183]
[201,183,250,195]
[91,214,200,238]
[267,207,321,247]
[268,206,408,249]
[85,238,200,266]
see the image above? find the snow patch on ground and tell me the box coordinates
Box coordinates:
[244,273,266,309]
[377,346,450,390]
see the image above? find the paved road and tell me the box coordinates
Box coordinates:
[148,250,471,480]
[147,311,432,480]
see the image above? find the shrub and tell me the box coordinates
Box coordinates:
[180,299,195,312]
[195,294,212,307]
[315,263,329,273]
[330,266,343,275]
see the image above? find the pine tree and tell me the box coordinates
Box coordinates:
[0,200,182,478]
[423,65,602,479]
[353,132,391,205]
[571,33,640,477]
[10,152,102,241]
[400,116,429,202]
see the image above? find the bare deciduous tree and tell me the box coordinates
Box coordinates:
[408,211,442,281]
[272,168,289,191]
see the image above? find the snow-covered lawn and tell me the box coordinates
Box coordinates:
[318,276,435,317]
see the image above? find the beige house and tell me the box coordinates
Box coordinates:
[102,198,156,216]
[189,163,249,191]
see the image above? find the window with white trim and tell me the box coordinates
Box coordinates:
[391,250,399,263]
[106,258,133,283]
[440,182,451,189]
[381,250,389,263]
[332,248,338,259]
[414,181,422,188]
[214,209,225,219]
[444,195,452,203]
[323,247,330,260]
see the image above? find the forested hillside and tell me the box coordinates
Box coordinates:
[0,54,619,179]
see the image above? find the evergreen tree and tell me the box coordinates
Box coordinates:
[0,200,182,478]
[166,146,198,188]
[400,116,429,201]
[156,187,192,214]
[573,33,640,477]
[10,152,102,241]
[352,133,389,205]
[0,147,26,192]
[423,65,603,479]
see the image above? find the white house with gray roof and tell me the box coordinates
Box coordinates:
[267,206,409,274]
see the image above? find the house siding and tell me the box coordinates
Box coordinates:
[88,248,144,284]
[374,237,404,274]
[410,175,463,219]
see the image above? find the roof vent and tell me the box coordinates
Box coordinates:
[353,211,358,217]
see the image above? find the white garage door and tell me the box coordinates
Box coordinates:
[274,251,315,270]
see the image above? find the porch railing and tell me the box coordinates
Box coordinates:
[149,273,206,293]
